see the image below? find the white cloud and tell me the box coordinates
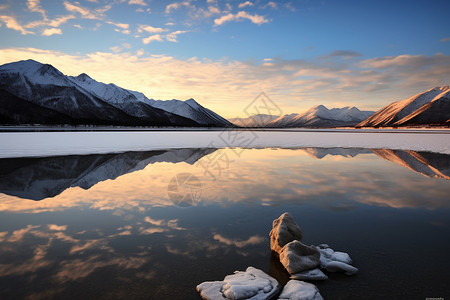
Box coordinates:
[128,0,147,6]
[42,28,62,36]
[26,0,47,19]
[440,37,450,43]
[63,1,111,19]
[106,21,129,30]
[262,1,277,9]
[214,11,269,26]
[0,15,34,34]
[110,46,122,53]
[166,22,175,26]
[238,1,254,9]
[139,24,168,33]
[166,30,189,42]
[26,15,76,29]
[142,34,163,44]
[74,24,82,29]
[165,1,190,13]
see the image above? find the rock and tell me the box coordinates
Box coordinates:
[330,251,352,264]
[278,280,324,300]
[270,212,303,255]
[325,261,358,275]
[197,281,227,300]
[316,246,355,270]
[290,268,328,281]
[196,267,279,300]
[279,240,320,274]
[317,244,329,249]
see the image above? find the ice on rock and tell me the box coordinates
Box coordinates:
[278,280,324,300]
[290,268,328,281]
[270,212,303,255]
[330,251,352,264]
[325,261,358,275]
[196,267,279,300]
[279,240,320,274]
[316,245,356,274]
[197,281,227,300]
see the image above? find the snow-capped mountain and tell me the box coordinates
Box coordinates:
[228,114,280,127]
[357,86,450,127]
[68,72,198,126]
[150,98,232,127]
[267,105,374,128]
[0,59,230,127]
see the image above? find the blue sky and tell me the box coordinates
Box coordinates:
[0,0,449,117]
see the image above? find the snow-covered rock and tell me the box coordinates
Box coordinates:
[270,212,303,255]
[277,280,324,300]
[290,268,328,281]
[324,261,358,275]
[316,245,357,275]
[279,241,320,274]
[196,267,279,300]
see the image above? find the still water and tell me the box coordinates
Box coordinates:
[0,148,449,299]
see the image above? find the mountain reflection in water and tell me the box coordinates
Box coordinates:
[0,147,449,299]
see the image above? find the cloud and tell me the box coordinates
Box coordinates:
[142,34,163,44]
[165,1,191,13]
[42,28,62,36]
[214,11,269,26]
[320,50,363,59]
[166,30,189,42]
[107,21,129,30]
[63,1,110,19]
[0,15,34,34]
[263,1,277,9]
[440,37,450,42]
[139,24,168,33]
[128,0,147,5]
[25,15,76,29]
[26,0,47,19]
[238,1,254,8]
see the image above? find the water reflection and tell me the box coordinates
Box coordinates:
[0,148,449,299]
[0,149,215,200]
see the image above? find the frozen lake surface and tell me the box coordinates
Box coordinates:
[0,129,449,158]
[0,146,449,299]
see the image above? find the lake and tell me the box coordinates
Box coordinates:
[0,146,449,299]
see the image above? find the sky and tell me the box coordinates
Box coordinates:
[0,0,449,118]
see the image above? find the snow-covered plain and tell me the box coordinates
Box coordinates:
[0,129,449,158]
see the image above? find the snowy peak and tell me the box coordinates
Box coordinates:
[0,59,230,127]
[358,86,450,127]
[267,105,374,128]
[228,114,280,127]
[75,73,93,82]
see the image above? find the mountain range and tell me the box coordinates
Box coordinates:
[0,59,232,127]
[266,105,374,128]
[357,86,450,127]
[0,59,448,128]
[228,114,280,127]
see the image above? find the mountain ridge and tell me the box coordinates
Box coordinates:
[0,59,232,127]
